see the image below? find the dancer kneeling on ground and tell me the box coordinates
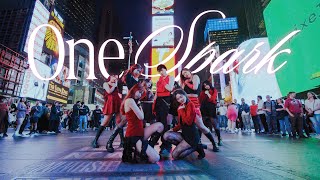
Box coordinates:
[122,84,164,163]
[163,90,206,160]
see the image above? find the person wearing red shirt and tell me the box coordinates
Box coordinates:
[153,64,175,157]
[121,84,164,163]
[250,100,261,133]
[199,80,222,146]
[92,74,122,150]
[163,90,205,159]
[285,92,305,138]
[180,69,219,152]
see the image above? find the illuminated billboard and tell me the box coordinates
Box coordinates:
[152,0,174,15]
[264,0,320,95]
[229,38,282,102]
[151,48,176,84]
[152,16,174,47]
[43,9,65,58]
[20,59,51,101]
[23,0,50,60]
[46,81,69,104]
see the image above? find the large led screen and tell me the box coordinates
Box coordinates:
[152,16,174,47]
[230,38,282,102]
[151,48,176,87]
[23,0,50,60]
[264,0,320,95]
[20,59,51,101]
[152,0,174,15]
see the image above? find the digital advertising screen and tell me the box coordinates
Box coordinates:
[50,58,71,88]
[46,80,69,104]
[264,0,320,95]
[20,59,51,101]
[151,48,176,86]
[152,16,174,47]
[43,8,65,58]
[152,0,174,15]
[23,0,50,60]
[229,38,282,103]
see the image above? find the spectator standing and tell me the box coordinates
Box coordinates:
[305,92,320,136]
[15,98,27,136]
[257,96,267,133]
[28,101,42,135]
[239,98,251,133]
[250,100,261,133]
[0,96,9,137]
[263,95,277,134]
[79,102,90,132]
[92,105,103,130]
[70,101,80,132]
[218,102,228,131]
[276,98,292,137]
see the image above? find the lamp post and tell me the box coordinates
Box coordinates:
[123,32,139,70]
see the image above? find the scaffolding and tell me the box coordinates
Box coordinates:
[0,43,28,97]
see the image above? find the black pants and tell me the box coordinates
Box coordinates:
[236,113,243,130]
[252,115,260,133]
[259,114,268,132]
[290,114,303,137]
[70,116,79,131]
[49,120,60,132]
[19,115,29,134]
[38,114,49,132]
[155,96,171,151]
[94,118,100,128]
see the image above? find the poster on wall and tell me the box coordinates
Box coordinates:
[20,60,51,101]
[152,16,174,47]
[46,81,69,104]
[152,0,174,15]
[264,0,320,95]
[23,0,50,60]
[229,38,282,102]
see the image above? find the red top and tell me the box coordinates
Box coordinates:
[0,102,8,112]
[173,102,196,132]
[285,98,302,114]
[125,109,144,137]
[199,89,218,104]
[156,76,171,97]
[250,104,258,116]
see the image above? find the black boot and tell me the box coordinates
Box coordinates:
[198,130,207,149]
[91,126,105,148]
[106,127,121,153]
[122,138,134,163]
[196,144,206,159]
[119,128,124,148]
[148,132,162,148]
[215,129,222,146]
[204,132,219,152]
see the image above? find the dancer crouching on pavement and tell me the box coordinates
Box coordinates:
[151,64,174,158]
[104,64,143,152]
[199,80,222,146]
[180,69,219,152]
[122,83,164,163]
[163,90,205,159]
[92,74,122,149]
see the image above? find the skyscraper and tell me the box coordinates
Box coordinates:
[204,17,240,54]
[55,0,96,41]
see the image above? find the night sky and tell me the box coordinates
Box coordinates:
[97,0,248,68]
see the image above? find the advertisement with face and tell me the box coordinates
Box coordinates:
[20,59,51,101]
[229,38,282,102]
[152,16,174,47]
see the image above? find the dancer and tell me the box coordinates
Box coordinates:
[14,98,27,137]
[141,79,155,125]
[152,64,174,157]
[121,84,164,163]
[105,64,144,152]
[199,80,222,146]
[92,74,122,150]
[180,68,219,151]
[163,90,205,159]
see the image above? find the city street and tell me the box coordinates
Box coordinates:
[1,129,319,180]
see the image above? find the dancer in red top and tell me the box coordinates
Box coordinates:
[151,64,175,158]
[180,68,219,152]
[92,74,122,148]
[105,64,143,153]
[121,84,164,163]
[163,90,205,159]
[199,80,222,146]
